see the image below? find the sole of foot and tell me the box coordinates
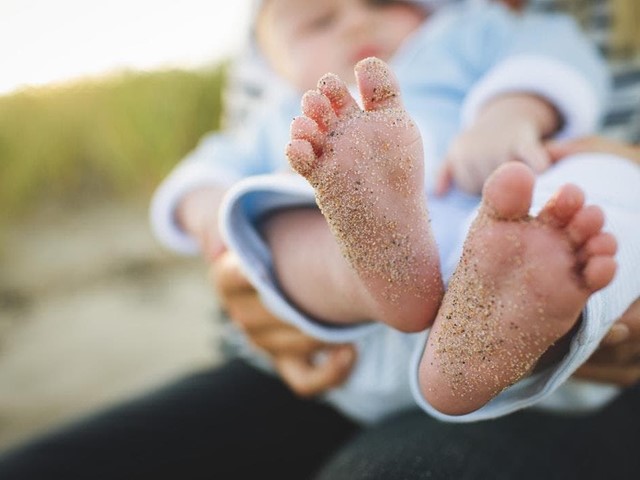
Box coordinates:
[419,162,617,415]
[286,57,443,332]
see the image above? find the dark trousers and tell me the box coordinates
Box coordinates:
[0,359,359,479]
[1,358,639,479]
[316,383,640,480]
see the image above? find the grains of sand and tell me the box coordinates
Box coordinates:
[430,212,555,401]
[309,113,436,304]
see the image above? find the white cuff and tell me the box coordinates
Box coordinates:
[219,174,383,342]
[410,318,609,423]
[461,55,602,139]
[149,162,238,255]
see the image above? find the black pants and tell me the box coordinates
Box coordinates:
[0,359,359,479]
[316,384,640,480]
[1,359,639,480]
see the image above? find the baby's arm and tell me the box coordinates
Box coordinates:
[437,93,560,195]
[151,101,279,257]
[434,5,610,195]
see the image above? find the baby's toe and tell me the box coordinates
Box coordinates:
[481,162,534,220]
[291,116,324,157]
[301,91,338,132]
[538,183,585,228]
[354,57,403,111]
[317,73,360,117]
[286,139,317,178]
[583,256,617,292]
[565,205,605,249]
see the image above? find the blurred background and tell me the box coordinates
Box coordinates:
[0,0,252,451]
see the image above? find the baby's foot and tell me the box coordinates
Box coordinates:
[419,162,617,415]
[286,57,443,332]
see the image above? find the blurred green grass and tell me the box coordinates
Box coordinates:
[0,65,226,223]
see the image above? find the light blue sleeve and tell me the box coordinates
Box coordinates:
[149,104,283,254]
[455,4,610,136]
[181,107,282,182]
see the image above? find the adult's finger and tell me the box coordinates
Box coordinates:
[600,298,640,347]
[546,136,640,163]
[545,136,606,162]
[274,345,357,397]
[586,341,640,368]
[251,326,328,357]
[210,251,287,332]
[601,323,631,347]
[223,291,282,331]
[574,363,640,388]
[210,251,254,297]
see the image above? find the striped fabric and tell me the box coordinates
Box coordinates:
[530,0,640,143]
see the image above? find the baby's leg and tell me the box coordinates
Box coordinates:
[286,57,443,332]
[419,162,617,415]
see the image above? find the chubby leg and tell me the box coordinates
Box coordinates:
[420,162,617,415]
[286,57,443,332]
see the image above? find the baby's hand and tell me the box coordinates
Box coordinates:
[436,119,551,195]
[177,186,228,261]
[437,94,559,195]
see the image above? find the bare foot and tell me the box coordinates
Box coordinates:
[286,57,443,332]
[419,162,618,415]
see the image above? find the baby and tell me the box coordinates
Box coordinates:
[281,56,618,415]
[156,0,640,421]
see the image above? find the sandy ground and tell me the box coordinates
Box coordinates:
[0,200,221,452]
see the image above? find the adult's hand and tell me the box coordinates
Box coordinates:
[210,250,356,397]
[547,136,640,386]
[546,136,640,165]
[575,298,640,387]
